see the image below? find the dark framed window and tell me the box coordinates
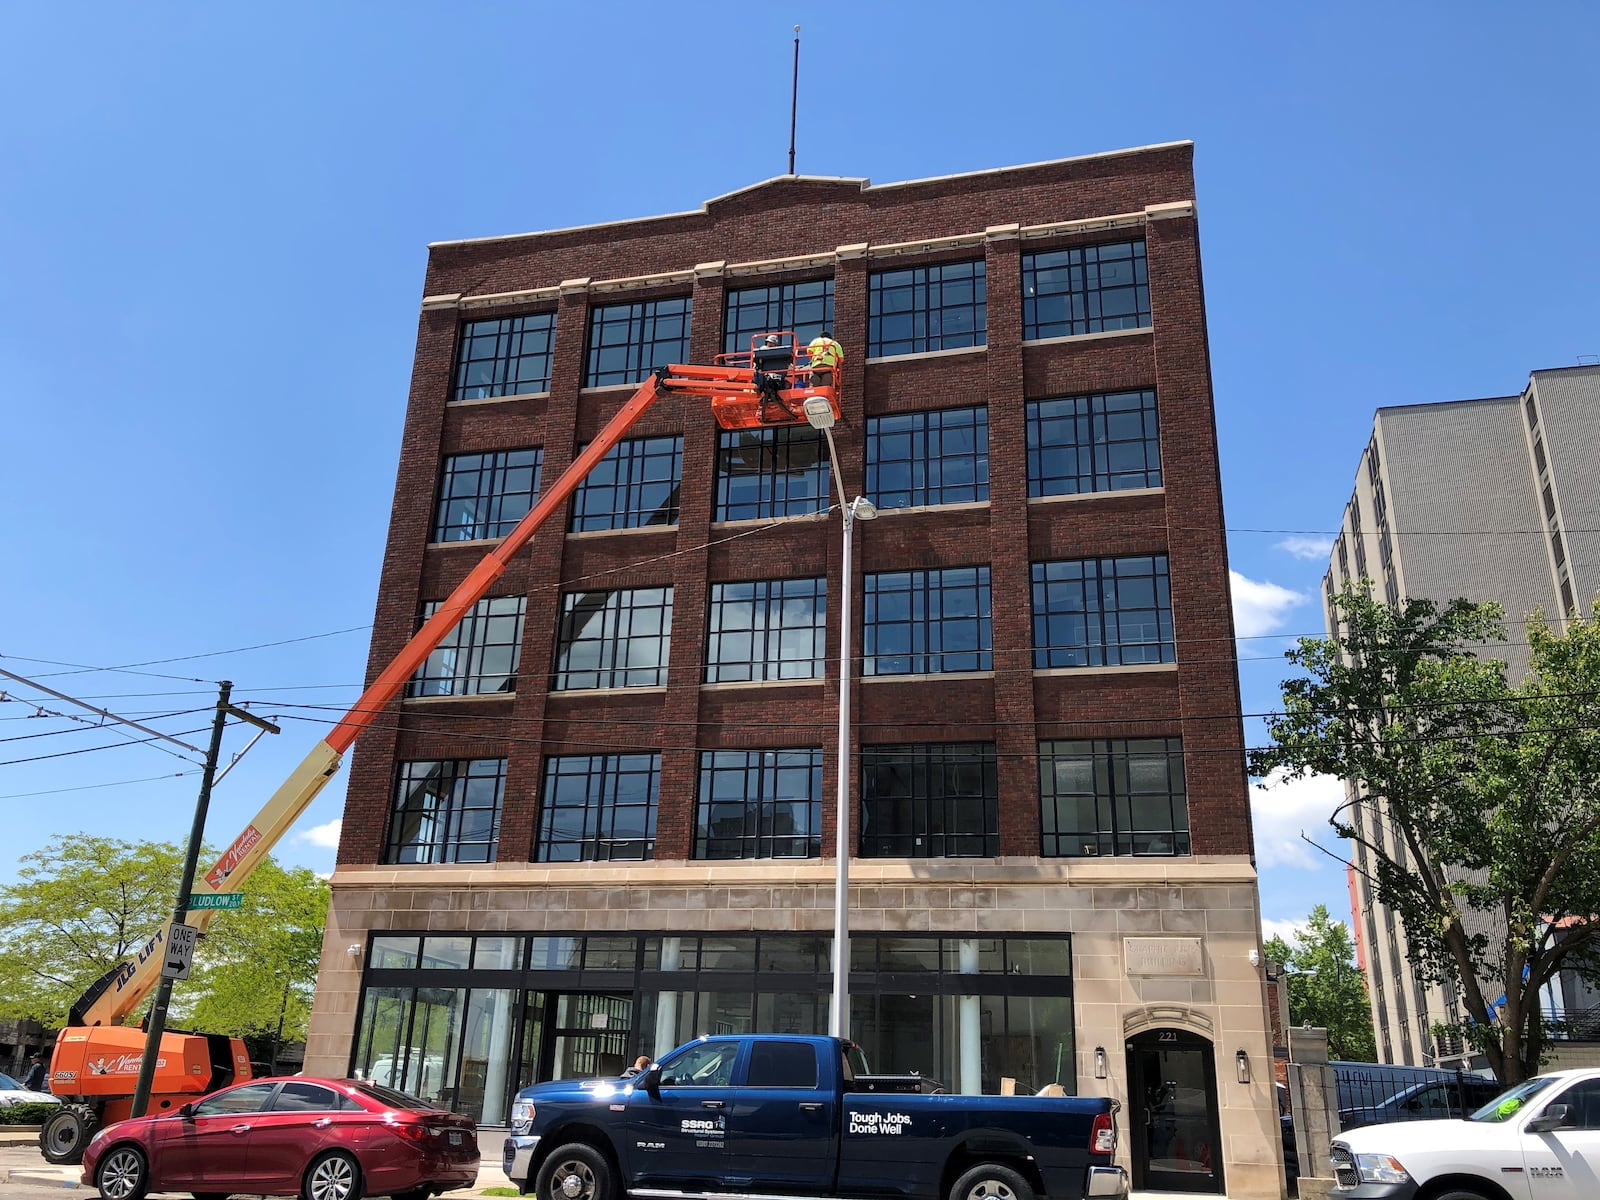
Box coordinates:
[570,436,682,531]
[555,587,673,690]
[860,743,998,858]
[586,297,692,387]
[1336,534,1349,578]
[1031,555,1174,668]
[724,280,834,354]
[410,596,525,697]
[433,449,542,543]
[706,578,826,682]
[695,749,823,859]
[865,567,992,675]
[1039,738,1188,857]
[868,260,986,357]
[453,312,556,400]
[1022,240,1149,339]
[867,407,989,509]
[386,758,506,864]
[538,753,659,862]
[1026,390,1161,497]
[716,426,830,521]
[1533,436,1547,475]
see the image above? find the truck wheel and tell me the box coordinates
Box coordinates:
[535,1143,613,1200]
[96,1145,150,1200]
[950,1163,1034,1200]
[1433,1191,1492,1200]
[40,1102,99,1165]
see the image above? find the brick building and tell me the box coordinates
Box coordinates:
[1325,365,1600,1071]
[304,142,1281,1197]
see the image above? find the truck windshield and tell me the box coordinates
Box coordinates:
[1468,1076,1555,1122]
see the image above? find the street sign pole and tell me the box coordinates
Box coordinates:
[130,683,279,1119]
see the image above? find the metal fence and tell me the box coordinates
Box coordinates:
[1334,1063,1504,1130]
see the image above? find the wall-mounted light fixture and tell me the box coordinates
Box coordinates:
[347,944,363,958]
[1235,1049,1250,1084]
[1094,1046,1107,1080]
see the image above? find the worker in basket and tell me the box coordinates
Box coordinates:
[753,333,797,422]
[807,329,842,388]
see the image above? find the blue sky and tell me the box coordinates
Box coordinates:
[3,3,1597,954]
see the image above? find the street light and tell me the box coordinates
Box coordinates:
[804,396,877,1039]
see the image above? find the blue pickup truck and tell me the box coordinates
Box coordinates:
[504,1035,1127,1200]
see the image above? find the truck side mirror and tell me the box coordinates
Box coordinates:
[640,1066,663,1094]
[1527,1104,1570,1133]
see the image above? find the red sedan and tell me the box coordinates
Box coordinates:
[80,1076,479,1200]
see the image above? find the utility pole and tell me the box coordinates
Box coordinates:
[130,681,279,1118]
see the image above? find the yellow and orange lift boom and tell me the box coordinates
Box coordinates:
[43,337,839,1158]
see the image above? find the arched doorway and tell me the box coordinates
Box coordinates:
[1126,1028,1224,1194]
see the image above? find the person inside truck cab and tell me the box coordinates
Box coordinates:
[657,1041,737,1087]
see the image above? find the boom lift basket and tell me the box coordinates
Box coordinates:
[695,331,841,431]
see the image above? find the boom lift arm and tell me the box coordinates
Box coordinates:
[70,339,839,1030]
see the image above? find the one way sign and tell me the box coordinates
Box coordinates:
[162,921,198,981]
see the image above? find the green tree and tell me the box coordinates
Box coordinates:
[1250,588,1600,1084]
[186,860,329,1068]
[0,836,329,1050]
[1264,905,1377,1061]
[0,835,184,1025]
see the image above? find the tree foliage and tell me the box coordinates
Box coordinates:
[0,836,329,1048]
[1264,904,1377,1061]
[186,859,329,1062]
[1250,588,1600,1084]
[0,835,185,1026]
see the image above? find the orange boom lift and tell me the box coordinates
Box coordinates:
[39,337,841,1164]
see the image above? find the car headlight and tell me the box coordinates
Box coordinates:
[510,1099,535,1135]
[1353,1153,1410,1184]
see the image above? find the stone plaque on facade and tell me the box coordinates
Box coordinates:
[1124,936,1204,976]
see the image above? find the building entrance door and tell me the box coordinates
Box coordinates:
[1126,1030,1223,1194]
[531,992,633,1081]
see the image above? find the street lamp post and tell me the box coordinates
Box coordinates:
[804,397,876,1040]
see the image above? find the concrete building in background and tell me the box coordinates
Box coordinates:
[1324,364,1600,1068]
[303,142,1284,1197]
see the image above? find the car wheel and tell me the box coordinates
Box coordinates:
[40,1102,99,1165]
[96,1145,150,1200]
[535,1143,614,1200]
[302,1150,363,1200]
[949,1163,1034,1200]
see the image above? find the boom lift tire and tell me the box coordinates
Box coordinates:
[535,1143,614,1200]
[94,1143,150,1200]
[40,1101,99,1164]
[949,1162,1035,1200]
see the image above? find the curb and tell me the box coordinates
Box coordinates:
[1,1168,83,1188]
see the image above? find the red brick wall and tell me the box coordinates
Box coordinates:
[336,143,1254,868]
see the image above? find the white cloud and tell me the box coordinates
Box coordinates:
[1260,916,1304,947]
[295,817,343,849]
[1274,535,1334,561]
[1251,767,1346,869]
[1230,571,1309,638]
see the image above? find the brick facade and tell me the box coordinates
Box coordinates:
[308,143,1282,1199]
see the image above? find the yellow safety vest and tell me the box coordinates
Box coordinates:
[808,336,842,368]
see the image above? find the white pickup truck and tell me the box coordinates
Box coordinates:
[1330,1066,1600,1199]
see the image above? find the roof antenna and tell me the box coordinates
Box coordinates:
[788,25,801,175]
